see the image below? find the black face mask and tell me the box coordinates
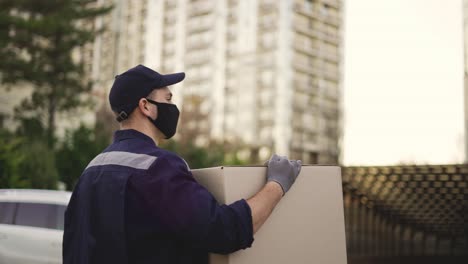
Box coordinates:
[146,98,180,139]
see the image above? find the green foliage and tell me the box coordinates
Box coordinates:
[15,140,58,189]
[0,127,58,189]
[15,117,48,141]
[1,122,249,189]
[1,118,110,190]
[161,140,247,169]
[0,0,112,146]
[224,152,248,166]
[0,129,24,188]
[55,123,109,190]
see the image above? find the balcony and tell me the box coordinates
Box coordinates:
[257,54,275,68]
[258,118,274,128]
[292,60,325,77]
[294,2,341,28]
[293,78,317,93]
[165,0,176,9]
[324,68,339,81]
[164,29,175,40]
[293,93,308,110]
[227,0,237,8]
[188,1,214,17]
[227,12,237,23]
[322,0,340,9]
[163,46,175,57]
[186,18,212,33]
[187,41,211,51]
[164,15,176,25]
[322,50,340,63]
[185,53,211,66]
[226,26,236,40]
[324,11,341,27]
[183,74,212,88]
[258,16,277,31]
[226,48,237,58]
[294,23,326,40]
[293,2,314,17]
[187,37,212,50]
[258,1,277,15]
[293,41,319,57]
[257,42,277,52]
[323,31,341,45]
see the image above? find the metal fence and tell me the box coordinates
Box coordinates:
[342,164,468,263]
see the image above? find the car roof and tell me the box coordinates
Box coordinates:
[0,189,71,205]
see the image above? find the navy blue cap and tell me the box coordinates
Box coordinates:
[109,64,185,122]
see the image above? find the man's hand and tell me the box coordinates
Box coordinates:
[265,154,302,195]
[247,154,302,233]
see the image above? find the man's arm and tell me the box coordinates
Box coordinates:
[140,154,299,254]
[247,181,283,233]
[142,155,255,254]
[247,154,302,234]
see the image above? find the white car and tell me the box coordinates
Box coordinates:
[0,189,71,264]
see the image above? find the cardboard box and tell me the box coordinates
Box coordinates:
[191,165,347,264]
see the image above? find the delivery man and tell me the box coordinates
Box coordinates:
[63,64,302,264]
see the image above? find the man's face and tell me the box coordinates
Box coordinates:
[148,87,173,104]
[145,87,174,120]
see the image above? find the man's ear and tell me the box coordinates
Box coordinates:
[138,98,157,119]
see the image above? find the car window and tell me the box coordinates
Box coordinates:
[55,205,66,230]
[0,202,16,224]
[14,202,55,229]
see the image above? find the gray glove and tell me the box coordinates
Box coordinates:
[265,154,302,195]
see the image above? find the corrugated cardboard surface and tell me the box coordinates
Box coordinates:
[191,166,348,264]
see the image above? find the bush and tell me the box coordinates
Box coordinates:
[55,124,108,190]
[0,128,58,189]
[161,140,247,169]
[0,129,24,188]
[17,140,58,189]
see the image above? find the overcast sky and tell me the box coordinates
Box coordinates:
[342,0,465,165]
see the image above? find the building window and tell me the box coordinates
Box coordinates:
[261,70,274,85]
[320,3,330,16]
[304,0,314,12]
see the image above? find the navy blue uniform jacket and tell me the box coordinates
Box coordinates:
[63,129,254,264]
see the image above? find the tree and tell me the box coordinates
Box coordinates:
[0,0,112,147]
[16,140,58,189]
[161,140,248,169]
[175,94,251,167]
[0,129,24,188]
[55,123,109,190]
[0,127,58,189]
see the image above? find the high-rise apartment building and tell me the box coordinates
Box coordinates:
[91,0,343,164]
[464,0,468,163]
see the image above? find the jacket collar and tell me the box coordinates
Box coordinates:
[113,129,155,145]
